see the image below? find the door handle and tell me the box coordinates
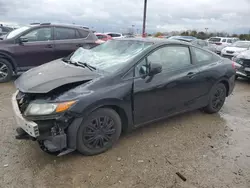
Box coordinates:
[76,44,83,47]
[187,72,197,78]
[45,44,53,48]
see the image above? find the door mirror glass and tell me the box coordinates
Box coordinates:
[148,61,162,76]
[139,65,147,76]
[19,36,28,43]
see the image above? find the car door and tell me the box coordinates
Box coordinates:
[13,27,55,70]
[133,45,202,125]
[53,27,90,59]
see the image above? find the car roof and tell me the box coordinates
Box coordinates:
[105,32,122,35]
[116,37,190,45]
[29,23,90,31]
[95,33,108,35]
[237,40,250,42]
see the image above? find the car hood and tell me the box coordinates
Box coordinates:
[223,46,248,52]
[15,59,101,93]
[236,50,250,60]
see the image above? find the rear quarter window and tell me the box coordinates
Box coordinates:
[78,29,89,38]
[192,47,219,64]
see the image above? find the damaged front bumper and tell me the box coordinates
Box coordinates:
[235,65,250,78]
[12,91,81,156]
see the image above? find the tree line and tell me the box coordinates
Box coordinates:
[154,30,250,40]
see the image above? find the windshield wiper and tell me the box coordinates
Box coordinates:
[78,61,96,71]
[65,59,96,71]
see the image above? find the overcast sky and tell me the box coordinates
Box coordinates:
[0,0,250,34]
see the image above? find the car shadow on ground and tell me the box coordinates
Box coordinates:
[35,109,226,161]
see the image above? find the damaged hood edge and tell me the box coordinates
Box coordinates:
[15,59,101,93]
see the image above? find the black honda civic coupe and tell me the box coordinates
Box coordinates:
[12,38,236,156]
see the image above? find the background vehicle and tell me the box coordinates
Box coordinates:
[104,32,125,39]
[0,25,14,37]
[232,49,250,79]
[95,33,112,41]
[13,39,235,156]
[191,39,217,53]
[0,23,98,83]
[221,41,250,59]
[207,37,239,54]
[170,37,217,53]
[168,36,197,41]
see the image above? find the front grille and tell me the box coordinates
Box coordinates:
[226,51,234,54]
[242,59,250,68]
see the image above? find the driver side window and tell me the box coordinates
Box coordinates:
[21,27,52,42]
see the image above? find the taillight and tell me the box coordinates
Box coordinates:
[215,42,222,45]
[232,61,236,69]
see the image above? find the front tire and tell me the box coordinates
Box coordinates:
[0,58,13,83]
[204,83,227,114]
[77,108,122,156]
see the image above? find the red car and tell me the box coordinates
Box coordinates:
[95,33,112,41]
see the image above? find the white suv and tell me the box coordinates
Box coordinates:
[208,37,239,54]
[105,32,125,39]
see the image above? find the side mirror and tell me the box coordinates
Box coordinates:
[19,36,28,43]
[148,62,162,76]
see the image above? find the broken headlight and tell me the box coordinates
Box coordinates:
[24,101,76,116]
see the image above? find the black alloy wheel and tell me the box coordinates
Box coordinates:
[77,108,122,155]
[204,83,226,114]
[0,58,13,83]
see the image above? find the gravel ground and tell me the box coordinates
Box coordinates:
[0,80,250,188]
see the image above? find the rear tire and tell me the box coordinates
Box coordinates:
[204,83,227,114]
[0,58,13,83]
[77,108,122,156]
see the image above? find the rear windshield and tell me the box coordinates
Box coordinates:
[208,38,221,42]
[96,35,105,39]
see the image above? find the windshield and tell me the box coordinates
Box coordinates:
[232,41,250,48]
[69,40,152,72]
[6,26,31,39]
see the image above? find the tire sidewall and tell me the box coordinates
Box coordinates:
[0,58,13,83]
[76,108,122,155]
[207,83,226,113]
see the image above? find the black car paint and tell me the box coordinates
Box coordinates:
[15,59,101,93]
[14,39,236,155]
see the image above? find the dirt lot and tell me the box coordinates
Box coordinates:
[1,80,250,188]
